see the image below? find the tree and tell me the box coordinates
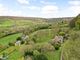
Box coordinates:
[8,42,15,46]
[16,37,22,41]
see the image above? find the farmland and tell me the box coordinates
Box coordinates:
[0,14,80,60]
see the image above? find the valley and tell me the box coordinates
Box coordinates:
[0,14,80,60]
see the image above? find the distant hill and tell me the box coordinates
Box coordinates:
[46,17,74,23]
[0,16,47,21]
[0,16,74,23]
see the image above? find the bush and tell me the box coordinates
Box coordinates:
[59,32,65,36]
[0,44,8,51]
[21,41,25,44]
[54,43,61,50]
[35,43,54,53]
[8,42,15,46]
[34,53,48,60]
[75,20,80,30]
[70,31,80,40]
[20,45,34,56]
[28,41,35,45]
[16,37,22,41]
[33,50,40,56]
[50,40,61,50]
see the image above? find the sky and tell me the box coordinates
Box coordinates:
[0,0,80,18]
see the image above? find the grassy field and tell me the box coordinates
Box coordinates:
[0,19,46,28]
[0,46,22,60]
[0,33,22,45]
[8,50,22,60]
[30,29,57,43]
[45,49,61,60]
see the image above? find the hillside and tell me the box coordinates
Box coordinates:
[46,17,74,23]
[0,15,80,60]
[0,16,73,23]
[62,14,80,60]
[0,16,47,21]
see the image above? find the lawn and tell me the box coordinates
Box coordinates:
[30,29,56,43]
[45,49,61,60]
[8,50,22,60]
[0,46,22,60]
[0,33,22,45]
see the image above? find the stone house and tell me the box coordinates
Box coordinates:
[54,36,63,43]
[21,35,29,41]
[15,41,21,46]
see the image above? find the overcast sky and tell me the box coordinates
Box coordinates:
[0,0,80,18]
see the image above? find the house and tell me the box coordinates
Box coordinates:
[54,36,63,43]
[0,55,8,60]
[15,41,21,46]
[21,35,29,41]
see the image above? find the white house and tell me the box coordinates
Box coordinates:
[15,41,21,46]
[21,35,29,41]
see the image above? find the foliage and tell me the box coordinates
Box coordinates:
[8,42,15,46]
[30,29,55,43]
[59,32,65,36]
[16,37,22,41]
[20,45,34,56]
[54,43,61,50]
[69,14,80,29]
[62,30,80,60]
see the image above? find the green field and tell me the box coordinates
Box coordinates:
[30,29,55,43]
[0,33,22,45]
[0,14,80,60]
[45,49,61,60]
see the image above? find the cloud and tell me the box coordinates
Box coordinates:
[69,0,80,15]
[17,0,29,5]
[0,4,9,15]
[40,1,45,4]
[69,6,80,15]
[41,5,59,14]
[28,6,40,10]
[69,0,80,5]
[0,4,23,16]
[41,5,59,18]
[7,10,23,16]
[40,1,56,5]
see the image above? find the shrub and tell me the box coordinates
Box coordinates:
[20,45,34,56]
[50,40,61,50]
[59,32,65,36]
[54,43,61,50]
[0,44,8,51]
[33,50,40,56]
[2,52,8,58]
[28,41,35,45]
[75,20,80,30]
[21,41,25,44]
[32,35,37,43]
[35,43,54,53]
[34,53,48,60]
[16,37,22,41]
[8,42,15,46]
[70,31,80,40]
